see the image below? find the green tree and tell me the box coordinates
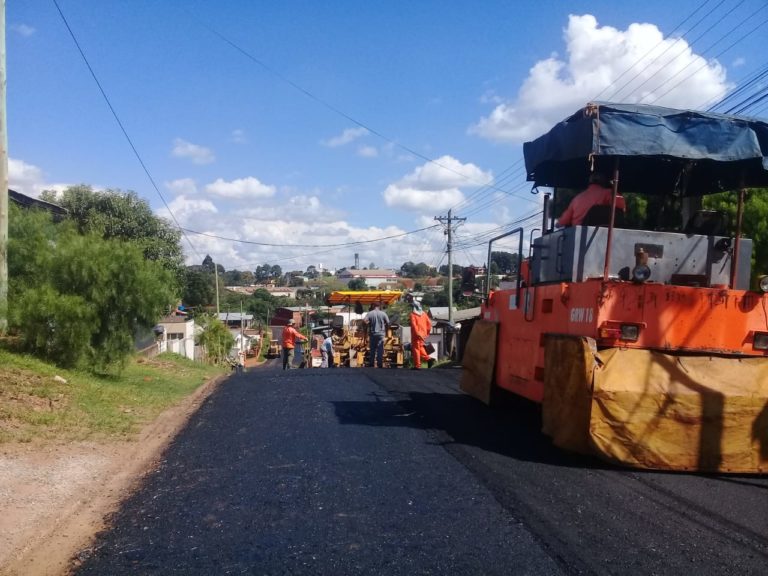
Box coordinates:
[195,315,234,365]
[9,205,175,370]
[183,267,216,309]
[41,185,184,292]
[704,188,768,280]
[247,289,278,325]
[347,278,368,291]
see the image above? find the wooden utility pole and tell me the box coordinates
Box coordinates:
[0,0,8,334]
[434,209,466,324]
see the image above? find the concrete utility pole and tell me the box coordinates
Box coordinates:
[434,209,466,324]
[0,1,7,334]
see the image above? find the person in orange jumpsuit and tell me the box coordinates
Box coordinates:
[557,172,625,227]
[409,300,432,370]
[281,319,307,370]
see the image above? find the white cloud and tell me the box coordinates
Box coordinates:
[9,158,68,197]
[205,176,276,199]
[357,145,379,158]
[171,138,215,165]
[157,194,217,224]
[165,178,198,196]
[732,57,746,68]
[323,127,369,147]
[383,185,465,211]
[383,155,493,212]
[11,24,35,37]
[471,14,731,143]
[231,129,247,144]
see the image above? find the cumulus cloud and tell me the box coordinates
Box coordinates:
[171,138,215,164]
[156,194,218,226]
[231,129,247,144]
[11,24,35,37]
[9,158,68,197]
[470,14,731,143]
[383,155,493,212]
[165,178,198,196]
[357,145,379,158]
[205,176,276,199]
[323,127,369,147]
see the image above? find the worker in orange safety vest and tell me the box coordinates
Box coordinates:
[409,300,433,370]
[282,319,307,370]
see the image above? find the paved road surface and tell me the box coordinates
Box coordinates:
[74,363,768,575]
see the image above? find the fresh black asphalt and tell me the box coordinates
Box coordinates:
[74,363,768,575]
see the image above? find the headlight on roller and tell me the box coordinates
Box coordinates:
[759,275,768,293]
[631,264,651,283]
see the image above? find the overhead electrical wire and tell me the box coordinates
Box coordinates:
[181,224,440,248]
[594,0,724,102]
[703,58,768,112]
[52,0,204,262]
[604,0,735,102]
[186,10,513,196]
[647,9,768,105]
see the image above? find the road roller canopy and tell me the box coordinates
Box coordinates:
[523,102,768,195]
[327,290,402,306]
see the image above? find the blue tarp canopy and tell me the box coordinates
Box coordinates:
[523,102,768,195]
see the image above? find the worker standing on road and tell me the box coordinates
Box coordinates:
[365,302,390,368]
[321,331,335,368]
[281,319,307,370]
[409,300,432,370]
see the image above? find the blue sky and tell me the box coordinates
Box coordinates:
[8,0,768,273]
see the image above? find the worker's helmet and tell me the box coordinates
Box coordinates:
[287,319,295,326]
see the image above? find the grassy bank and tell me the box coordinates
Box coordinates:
[0,350,226,444]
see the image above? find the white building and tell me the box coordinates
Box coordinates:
[155,315,196,360]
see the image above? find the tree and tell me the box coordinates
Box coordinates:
[183,267,216,309]
[195,314,234,365]
[704,188,768,281]
[41,185,184,292]
[8,205,175,371]
[400,261,435,278]
[347,278,368,291]
[439,264,464,277]
[490,252,518,275]
[247,289,278,325]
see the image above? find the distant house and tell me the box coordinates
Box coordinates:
[218,312,254,330]
[423,277,445,292]
[265,286,299,299]
[155,315,196,360]
[337,268,398,288]
[9,189,68,220]
[427,307,481,361]
[271,306,310,327]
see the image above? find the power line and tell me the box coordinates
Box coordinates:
[186,10,511,195]
[594,0,723,102]
[52,0,203,262]
[181,224,440,248]
[647,9,768,105]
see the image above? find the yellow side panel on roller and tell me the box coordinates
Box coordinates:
[460,320,498,405]
[544,335,768,473]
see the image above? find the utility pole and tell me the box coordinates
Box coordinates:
[214,262,220,316]
[0,1,7,334]
[434,209,466,324]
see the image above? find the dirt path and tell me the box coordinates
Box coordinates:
[0,374,225,576]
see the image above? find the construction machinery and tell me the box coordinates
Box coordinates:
[462,102,768,473]
[326,291,404,368]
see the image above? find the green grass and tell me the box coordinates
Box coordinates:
[0,350,226,444]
